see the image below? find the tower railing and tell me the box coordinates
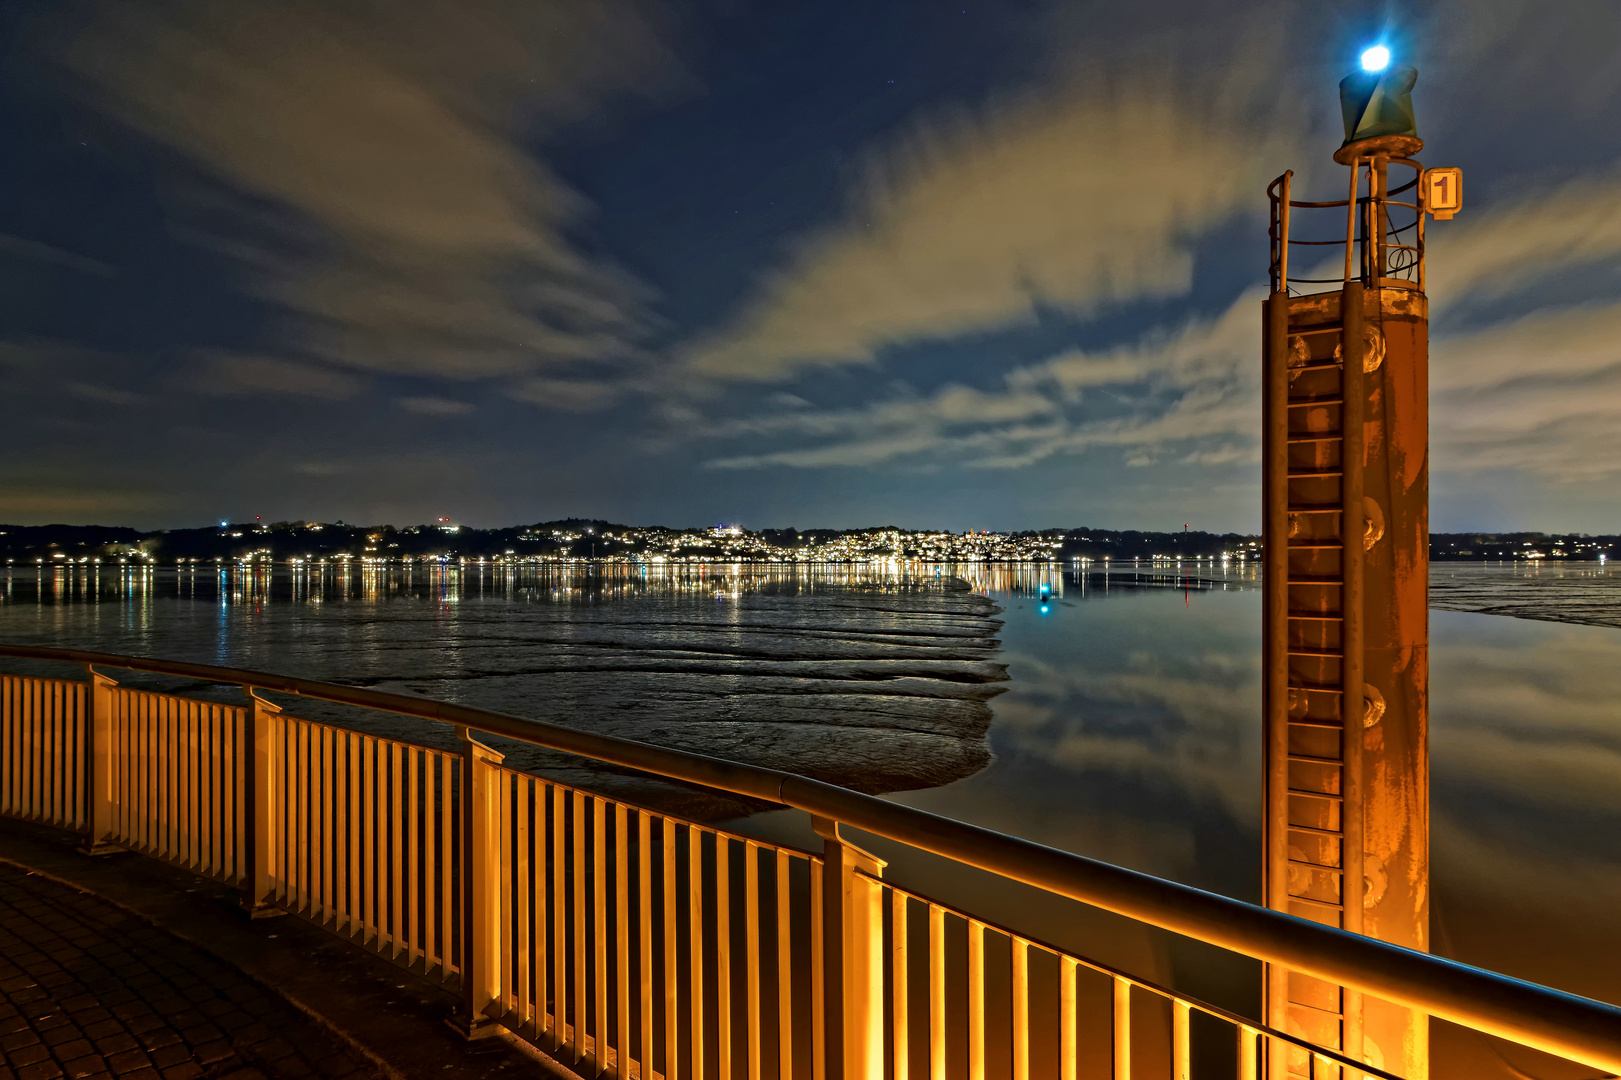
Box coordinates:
[1268,158,1426,298]
[4,644,1621,1079]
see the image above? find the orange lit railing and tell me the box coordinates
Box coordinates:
[4,645,1621,1079]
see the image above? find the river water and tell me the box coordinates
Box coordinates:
[3,559,1619,1076]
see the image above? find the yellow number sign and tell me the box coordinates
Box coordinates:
[1424,167,1462,220]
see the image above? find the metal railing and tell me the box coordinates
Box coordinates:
[4,644,1621,1079]
[1268,157,1426,298]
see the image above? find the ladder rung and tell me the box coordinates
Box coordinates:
[1287,787,1344,802]
[1286,435,1340,444]
[1289,507,1341,514]
[1288,858,1344,875]
[1288,718,1346,730]
[1287,822,1345,837]
[1287,895,1346,914]
[1287,648,1342,658]
[1288,574,1343,582]
[1288,752,1343,764]
[1287,398,1344,407]
[1288,469,1344,478]
[1288,612,1344,621]
[1290,683,1345,694]
[1288,542,1344,549]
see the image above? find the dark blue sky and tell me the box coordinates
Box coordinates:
[3,1,1620,531]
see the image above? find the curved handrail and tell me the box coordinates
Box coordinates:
[5,643,1621,1074]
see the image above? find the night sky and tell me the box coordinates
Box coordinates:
[2,1,1619,532]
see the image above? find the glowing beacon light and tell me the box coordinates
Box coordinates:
[1360,44,1390,71]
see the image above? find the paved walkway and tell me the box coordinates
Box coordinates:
[0,863,381,1080]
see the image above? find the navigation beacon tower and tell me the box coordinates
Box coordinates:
[1261,45,1460,1080]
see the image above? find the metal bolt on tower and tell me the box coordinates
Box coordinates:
[1262,50,1460,1080]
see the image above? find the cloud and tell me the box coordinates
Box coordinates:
[396,396,475,417]
[681,48,1298,382]
[197,353,363,399]
[704,384,1062,469]
[67,382,147,406]
[1426,167,1621,313]
[59,0,684,385]
[696,145,1621,488]
[1431,299,1621,483]
[0,232,116,277]
[702,289,1261,471]
[505,376,621,412]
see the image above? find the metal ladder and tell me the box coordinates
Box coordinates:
[1264,283,1369,1076]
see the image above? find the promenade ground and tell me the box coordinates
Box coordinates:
[0,822,567,1080]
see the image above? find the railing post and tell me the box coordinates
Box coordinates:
[77,666,122,856]
[814,817,886,1080]
[452,725,505,1039]
[241,688,284,918]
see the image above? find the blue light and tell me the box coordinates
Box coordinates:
[1361,45,1390,72]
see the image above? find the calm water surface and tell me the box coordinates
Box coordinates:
[3,560,1620,1071]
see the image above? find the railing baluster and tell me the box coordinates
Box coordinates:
[747,840,762,1080]
[533,780,547,1037]
[554,784,568,1049]
[780,850,795,1080]
[1113,977,1131,1080]
[595,797,609,1070]
[500,769,514,1010]
[392,739,405,957]
[809,857,823,1080]
[425,748,438,969]
[440,752,454,974]
[690,826,706,1080]
[324,723,337,914]
[1173,999,1191,1080]
[363,734,376,936]
[348,732,361,937]
[617,802,631,1076]
[968,920,985,1080]
[1060,956,1077,1080]
[893,890,908,1080]
[929,905,945,1080]
[296,718,309,913]
[164,694,177,859]
[575,789,589,1062]
[1240,1025,1259,1080]
[639,811,654,1078]
[517,775,531,1027]
[664,818,679,1080]
[203,705,216,876]
[1011,937,1028,1080]
[718,833,733,1080]
[408,747,420,967]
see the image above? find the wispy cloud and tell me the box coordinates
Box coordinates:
[196,353,363,399]
[0,232,116,277]
[680,40,1301,383]
[701,288,1261,472]
[60,0,685,395]
[396,396,475,417]
[697,153,1621,492]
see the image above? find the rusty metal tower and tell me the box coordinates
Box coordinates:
[1261,49,1460,1080]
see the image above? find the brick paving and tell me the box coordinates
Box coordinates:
[0,863,382,1080]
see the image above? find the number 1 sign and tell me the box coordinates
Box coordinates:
[1424,167,1463,220]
